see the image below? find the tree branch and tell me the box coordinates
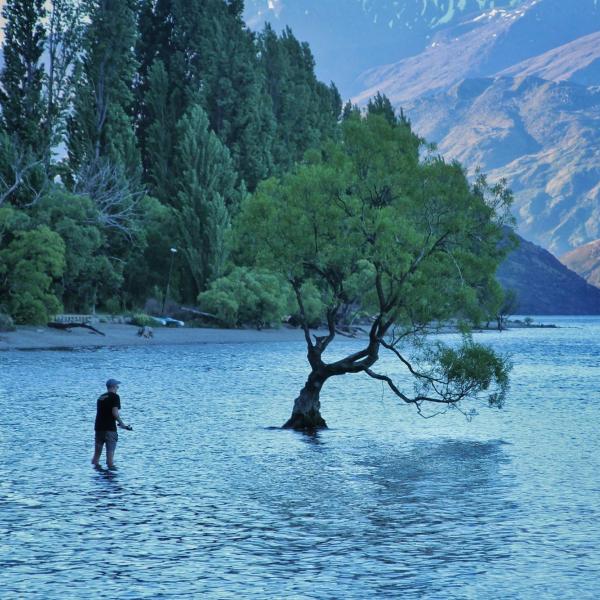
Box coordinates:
[74,159,143,238]
[291,279,313,349]
[380,338,447,385]
[0,153,46,206]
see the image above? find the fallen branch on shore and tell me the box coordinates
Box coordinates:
[47,322,106,336]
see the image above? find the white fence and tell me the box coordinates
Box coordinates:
[52,314,97,324]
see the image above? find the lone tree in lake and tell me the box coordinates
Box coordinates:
[235,110,513,430]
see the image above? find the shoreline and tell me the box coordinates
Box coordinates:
[0,319,559,352]
[0,323,321,352]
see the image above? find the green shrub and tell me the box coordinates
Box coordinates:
[104,298,122,315]
[0,225,65,324]
[198,267,289,328]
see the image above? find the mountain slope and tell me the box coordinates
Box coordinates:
[561,239,600,288]
[497,30,600,86]
[499,234,600,314]
[404,76,600,255]
[353,0,600,104]
[350,0,600,257]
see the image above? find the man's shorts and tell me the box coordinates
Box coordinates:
[95,430,118,453]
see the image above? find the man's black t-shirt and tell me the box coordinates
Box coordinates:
[94,392,121,431]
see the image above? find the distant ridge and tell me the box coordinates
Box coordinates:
[561,240,600,289]
[353,0,600,105]
[244,0,530,96]
[499,234,600,315]
[497,30,600,86]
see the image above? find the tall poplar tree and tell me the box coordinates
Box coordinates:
[44,0,87,165]
[142,60,177,202]
[259,25,341,173]
[135,0,182,195]
[170,0,274,190]
[0,0,47,157]
[67,0,140,176]
[174,105,237,299]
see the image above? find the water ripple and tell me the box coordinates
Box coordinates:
[1,318,600,598]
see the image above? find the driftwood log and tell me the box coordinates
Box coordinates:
[47,322,106,336]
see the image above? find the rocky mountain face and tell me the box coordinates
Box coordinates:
[354,0,600,103]
[351,0,600,259]
[561,240,600,288]
[404,76,600,256]
[500,234,600,315]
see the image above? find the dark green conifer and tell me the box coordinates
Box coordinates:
[135,0,180,186]
[174,104,238,299]
[142,60,177,201]
[367,92,397,125]
[258,25,341,173]
[0,0,47,156]
[44,0,88,164]
[342,100,361,121]
[67,0,140,176]
[171,0,274,190]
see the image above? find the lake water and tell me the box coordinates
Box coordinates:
[1,317,600,599]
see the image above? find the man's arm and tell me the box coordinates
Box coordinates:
[112,407,132,430]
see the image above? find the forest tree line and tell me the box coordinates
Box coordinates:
[0,0,344,324]
[0,0,512,332]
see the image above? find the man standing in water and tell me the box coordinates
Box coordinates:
[91,379,132,469]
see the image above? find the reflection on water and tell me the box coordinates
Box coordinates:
[360,440,515,597]
[1,321,600,598]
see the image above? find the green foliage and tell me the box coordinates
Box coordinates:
[141,59,178,202]
[342,101,361,121]
[121,195,178,307]
[67,0,140,176]
[198,267,289,328]
[236,113,444,318]
[171,0,275,190]
[135,0,182,200]
[0,225,65,324]
[287,281,327,328]
[0,84,47,208]
[259,25,341,174]
[0,0,354,326]
[234,112,513,411]
[0,205,31,243]
[44,0,88,156]
[0,0,47,156]
[422,337,512,408]
[33,190,122,312]
[174,105,237,299]
[103,297,121,315]
[367,92,397,125]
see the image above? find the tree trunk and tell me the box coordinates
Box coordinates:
[282,371,328,431]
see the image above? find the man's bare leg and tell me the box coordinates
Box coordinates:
[91,442,103,466]
[106,448,116,469]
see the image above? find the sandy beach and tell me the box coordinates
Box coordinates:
[0,319,549,351]
[0,323,323,351]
